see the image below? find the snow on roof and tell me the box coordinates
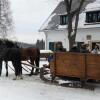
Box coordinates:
[40,0,100,31]
[39,1,66,31]
[85,1,100,12]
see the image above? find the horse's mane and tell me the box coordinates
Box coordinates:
[0,39,19,48]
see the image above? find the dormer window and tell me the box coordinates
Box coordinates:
[60,15,68,25]
[86,11,100,23]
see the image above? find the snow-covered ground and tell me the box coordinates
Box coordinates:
[0,60,100,100]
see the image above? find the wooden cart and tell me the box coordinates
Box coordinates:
[40,52,100,89]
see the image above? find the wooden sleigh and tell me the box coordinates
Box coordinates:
[40,52,100,90]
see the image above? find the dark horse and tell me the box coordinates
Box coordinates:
[0,39,40,77]
[0,39,22,79]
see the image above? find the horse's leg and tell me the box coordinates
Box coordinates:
[12,61,18,80]
[35,57,40,75]
[12,60,23,80]
[29,57,35,75]
[0,61,2,76]
[30,57,40,75]
[5,61,8,77]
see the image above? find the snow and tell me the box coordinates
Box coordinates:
[40,50,53,53]
[0,60,100,100]
[86,0,100,12]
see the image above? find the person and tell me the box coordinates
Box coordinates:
[56,43,66,52]
[48,54,53,62]
[69,44,80,52]
[91,45,99,54]
[43,54,53,68]
[80,43,89,53]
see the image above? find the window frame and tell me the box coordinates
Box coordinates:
[60,14,68,25]
[86,10,100,23]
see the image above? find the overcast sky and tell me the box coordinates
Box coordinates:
[10,0,57,43]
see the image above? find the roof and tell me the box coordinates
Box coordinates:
[39,1,66,31]
[39,0,100,31]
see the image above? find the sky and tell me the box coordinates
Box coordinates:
[9,0,57,43]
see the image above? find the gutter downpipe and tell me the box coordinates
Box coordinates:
[44,32,47,50]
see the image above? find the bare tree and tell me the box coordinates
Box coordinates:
[0,0,13,39]
[50,0,95,49]
[64,0,95,49]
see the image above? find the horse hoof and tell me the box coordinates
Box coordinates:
[20,77,23,80]
[13,76,23,80]
[6,75,8,77]
[17,76,23,80]
[29,74,32,76]
[13,78,17,80]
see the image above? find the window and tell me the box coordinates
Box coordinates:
[60,15,68,25]
[49,41,63,51]
[86,11,100,23]
[49,42,54,51]
[98,12,100,21]
[86,35,91,40]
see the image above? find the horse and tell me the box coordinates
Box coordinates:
[19,47,40,75]
[0,39,19,76]
[0,39,22,80]
[0,39,40,76]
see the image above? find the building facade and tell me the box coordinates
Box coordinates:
[39,1,100,51]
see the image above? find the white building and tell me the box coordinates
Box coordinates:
[39,1,100,51]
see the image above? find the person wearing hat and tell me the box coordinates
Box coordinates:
[80,43,89,53]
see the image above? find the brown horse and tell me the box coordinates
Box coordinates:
[19,47,40,75]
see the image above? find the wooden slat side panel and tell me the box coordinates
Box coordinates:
[55,52,85,78]
[86,54,100,64]
[86,54,100,80]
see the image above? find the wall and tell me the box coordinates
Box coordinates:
[44,27,100,51]
[44,29,69,51]
[76,28,100,42]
